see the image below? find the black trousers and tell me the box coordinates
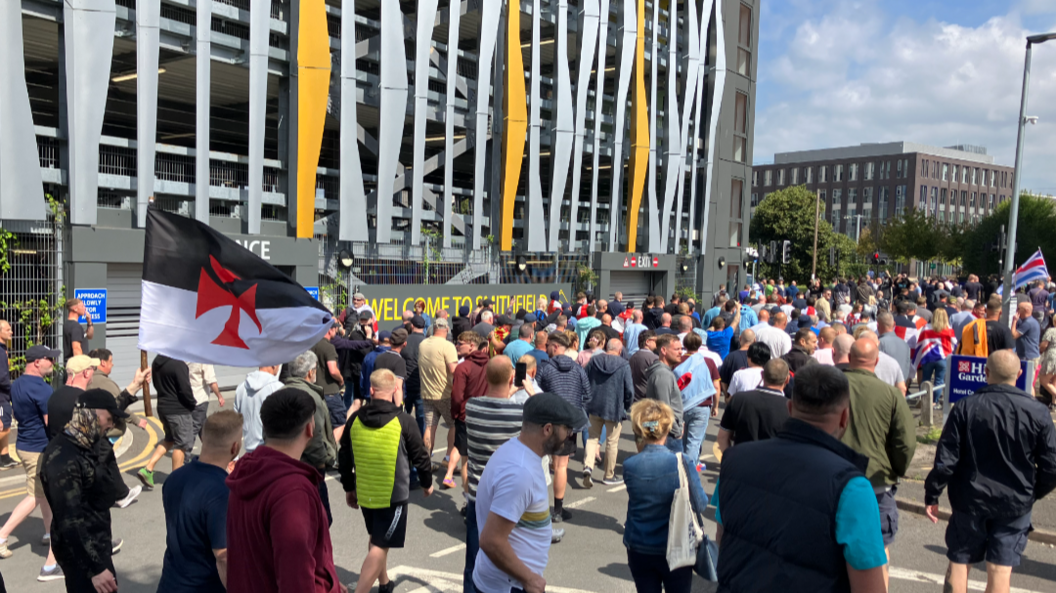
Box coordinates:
[317,468,333,527]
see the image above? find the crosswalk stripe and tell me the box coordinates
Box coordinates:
[386,566,595,593]
[889,566,1044,593]
[565,496,596,509]
[429,543,467,558]
[607,484,627,493]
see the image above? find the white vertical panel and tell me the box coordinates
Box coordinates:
[547,1,575,253]
[136,0,160,229]
[609,0,637,250]
[646,0,659,252]
[376,0,409,243]
[410,0,439,245]
[442,1,463,248]
[247,0,269,234]
[525,0,546,251]
[0,0,46,221]
[673,0,701,251]
[471,0,501,250]
[699,0,726,254]
[659,1,681,252]
[195,0,212,223]
[339,0,368,241]
[589,0,610,253]
[566,0,599,253]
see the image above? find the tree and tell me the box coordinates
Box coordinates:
[961,193,1056,277]
[880,208,944,264]
[749,186,849,283]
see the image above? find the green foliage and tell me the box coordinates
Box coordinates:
[576,263,599,293]
[675,286,700,303]
[1,287,66,377]
[880,208,942,264]
[421,228,444,285]
[748,186,848,283]
[961,193,1056,277]
[319,280,348,313]
[0,228,16,275]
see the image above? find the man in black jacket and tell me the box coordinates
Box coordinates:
[137,355,198,490]
[41,390,129,593]
[924,349,1056,593]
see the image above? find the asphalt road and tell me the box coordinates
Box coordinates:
[1,397,1055,593]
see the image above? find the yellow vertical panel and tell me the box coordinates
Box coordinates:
[296,0,331,239]
[626,0,650,250]
[501,1,528,251]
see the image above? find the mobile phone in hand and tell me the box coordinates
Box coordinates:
[515,362,527,388]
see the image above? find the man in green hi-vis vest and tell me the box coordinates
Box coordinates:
[339,368,434,593]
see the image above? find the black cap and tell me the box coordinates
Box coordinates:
[78,388,130,419]
[410,315,426,329]
[496,314,514,326]
[390,328,408,346]
[458,305,470,316]
[25,345,60,362]
[482,299,494,307]
[523,393,589,432]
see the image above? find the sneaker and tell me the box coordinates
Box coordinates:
[601,476,624,486]
[551,508,572,523]
[137,468,155,491]
[551,527,565,543]
[378,581,395,593]
[112,538,123,555]
[41,533,50,546]
[0,457,17,470]
[38,565,64,582]
[582,469,593,489]
[115,485,142,509]
[0,539,11,559]
[459,505,467,517]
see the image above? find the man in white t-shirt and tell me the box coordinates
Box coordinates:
[475,393,587,593]
[187,362,223,442]
[754,312,792,359]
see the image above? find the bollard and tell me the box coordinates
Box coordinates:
[921,381,933,427]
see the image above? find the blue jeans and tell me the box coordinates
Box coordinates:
[405,390,425,436]
[681,404,711,466]
[464,499,478,593]
[664,436,683,454]
[921,359,947,403]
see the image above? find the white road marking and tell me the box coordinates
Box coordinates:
[607,484,627,493]
[565,496,596,509]
[386,566,595,593]
[429,543,467,558]
[889,566,1044,593]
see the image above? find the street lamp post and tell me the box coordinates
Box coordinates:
[1003,32,1056,319]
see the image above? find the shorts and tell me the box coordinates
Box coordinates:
[325,395,349,428]
[0,401,11,430]
[361,502,409,548]
[159,412,196,453]
[946,510,1033,567]
[190,402,209,438]
[424,398,453,428]
[18,450,44,498]
[454,420,468,457]
[555,433,577,457]
[876,486,899,547]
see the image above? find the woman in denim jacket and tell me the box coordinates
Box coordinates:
[623,399,709,592]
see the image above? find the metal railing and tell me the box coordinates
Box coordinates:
[905,382,945,401]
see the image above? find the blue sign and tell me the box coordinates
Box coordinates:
[305,286,320,301]
[945,354,1028,404]
[74,289,107,324]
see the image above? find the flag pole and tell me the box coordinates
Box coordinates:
[140,350,153,417]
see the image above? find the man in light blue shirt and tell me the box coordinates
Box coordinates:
[503,323,536,366]
[623,310,648,356]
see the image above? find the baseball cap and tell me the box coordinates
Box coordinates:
[410,315,426,329]
[25,345,60,362]
[390,328,408,346]
[358,308,374,320]
[482,298,494,307]
[496,314,514,326]
[458,305,470,316]
[78,388,130,419]
[524,313,537,323]
[550,290,560,301]
[66,355,101,375]
[378,330,392,341]
[523,392,588,432]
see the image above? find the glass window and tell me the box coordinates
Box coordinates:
[849,163,858,181]
[879,187,889,220]
[778,169,786,185]
[791,168,799,185]
[963,167,969,184]
[833,189,842,207]
[940,188,947,205]
[752,170,758,186]
[865,162,874,180]
[734,93,748,162]
[729,222,741,247]
[805,167,813,183]
[819,166,828,182]
[737,4,752,76]
[764,170,772,186]
[990,194,995,210]
[961,190,967,206]
[751,193,758,207]
[972,168,979,185]
[894,186,905,217]
[731,179,743,218]
[835,164,844,182]
[942,163,948,181]
[970,192,976,208]
[952,165,958,181]
[863,186,873,204]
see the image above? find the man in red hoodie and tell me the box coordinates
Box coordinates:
[444,332,490,492]
[226,388,344,593]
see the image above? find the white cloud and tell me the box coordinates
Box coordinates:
[754,2,1056,195]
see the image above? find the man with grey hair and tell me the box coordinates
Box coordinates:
[284,350,339,523]
[925,349,1056,593]
[352,291,374,319]
[623,309,647,356]
[876,311,913,386]
[950,299,977,343]
[832,333,855,366]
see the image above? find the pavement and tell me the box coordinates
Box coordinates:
[0,396,1054,592]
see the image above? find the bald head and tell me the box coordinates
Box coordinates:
[848,338,879,371]
[605,338,623,355]
[661,313,672,327]
[758,309,770,324]
[771,312,788,329]
[739,329,756,348]
[832,334,855,364]
[986,350,1022,385]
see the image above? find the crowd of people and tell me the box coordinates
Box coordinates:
[0,278,1055,592]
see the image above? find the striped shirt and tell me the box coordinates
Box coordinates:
[465,397,523,501]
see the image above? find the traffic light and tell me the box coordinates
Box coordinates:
[782,240,792,264]
[872,252,880,264]
[769,240,778,264]
[829,246,836,266]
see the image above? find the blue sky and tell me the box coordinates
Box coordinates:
[753,0,1056,194]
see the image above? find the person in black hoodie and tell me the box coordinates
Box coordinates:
[452,305,474,342]
[340,368,433,593]
[137,355,198,490]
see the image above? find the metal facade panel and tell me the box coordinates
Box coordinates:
[548,0,575,253]
[500,1,527,252]
[296,0,331,239]
[525,0,546,252]
[701,0,727,255]
[672,0,702,251]
[195,0,212,223]
[609,0,636,251]
[339,0,368,242]
[589,0,611,252]
[659,1,681,252]
[472,1,501,251]
[646,0,660,252]
[64,0,116,227]
[136,0,161,229]
[411,0,440,245]
[567,0,599,253]
[624,0,649,251]
[375,0,409,244]
[248,0,270,234]
[442,1,463,248]
[0,0,46,221]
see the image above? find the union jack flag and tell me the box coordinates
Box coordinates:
[911,327,958,371]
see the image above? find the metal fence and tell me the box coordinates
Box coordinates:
[0,215,63,378]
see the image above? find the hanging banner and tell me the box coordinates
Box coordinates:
[354,283,573,323]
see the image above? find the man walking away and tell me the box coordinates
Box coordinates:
[138,355,198,490]
[464,357,530,593]
[876,312,913,388]
[340,369,433,593]
[842,338,916,587]
[226,389,343,593]
[677,333,720,471]
[719,330,755,393]
[958,296,1015,357]
[284,351,339,523]
[713,365,888,591]
[420,319,460,467]
[158,411,243,593]
[187,363,224,439]
[629,331,658,402]
[644,335,685,453]
[402,315,428,435]
[475,393,587,593]
[41,390,132,591]
[535,332,591,522]
[312,323,346,411]
[717,359,791,453]
[925,350,1056,593]
[1012,301,1041,366]
[233,364,284,454]
[0,319,16,470]
[583,339,634,487]
[447,332,490,491]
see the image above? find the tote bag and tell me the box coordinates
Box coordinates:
[666,453,704,569]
